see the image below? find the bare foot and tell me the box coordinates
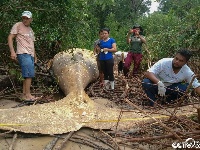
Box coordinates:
[22,94,40,101]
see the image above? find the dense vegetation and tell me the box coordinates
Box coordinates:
[0,0,199,67]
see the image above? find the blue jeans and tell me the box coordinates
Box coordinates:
[142,78,188,106]
[17,54,35,78]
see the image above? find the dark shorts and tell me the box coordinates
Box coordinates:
[17,54,35,78]
[118,61,124,72]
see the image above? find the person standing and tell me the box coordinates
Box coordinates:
[8,11,38,101]
[93,30,104,85]
[114,51,128,75]
[124,24,146,77]
[142,49,200,106]
[99,28,117,90]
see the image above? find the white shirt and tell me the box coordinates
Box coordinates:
[148,58,200,88]
[114,51,128,62]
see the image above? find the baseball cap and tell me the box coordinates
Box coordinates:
[22,11,32,18]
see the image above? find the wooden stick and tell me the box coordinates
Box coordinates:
[124,99,182,141]
[71,135,103,149]
[119,130,200,143]
[69,138,101,149]
[0,130,12,136]
[9,133,17,150]
[48,134,105,150]
[43,136,60,150]
[54,131,74,150]
[89,133,116,150]
[171,75,196,117]
[100,129,121,150]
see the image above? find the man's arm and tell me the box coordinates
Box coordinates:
[121,52,124,62]
[102,43,117,53]
[93,42,97,55]
[138,35,146,44]
[34,49,37,63]
[194,86,200,96]
[93,47,96,55]
[144,71,167,96]
[144,71,160,84]
[8,34,17,60]
[93,40,100,55]
[126,29,132,44]
[94,45,100,55]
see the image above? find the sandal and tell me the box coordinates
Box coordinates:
[21,96,41,102]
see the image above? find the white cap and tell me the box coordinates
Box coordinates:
[22,11,32,18]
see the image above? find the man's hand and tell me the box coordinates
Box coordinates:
[34,57,37,63]
[10,51,17,61]
[194,86,200,96]
[157,81,166,96]
[95,45,101,53]
[128,29,133,34]
[135,30,140,36]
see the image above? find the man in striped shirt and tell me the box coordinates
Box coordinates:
[8,11,38,101]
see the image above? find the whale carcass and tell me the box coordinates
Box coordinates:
[0,48,197,134]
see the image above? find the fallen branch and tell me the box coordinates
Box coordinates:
[124,99,182,142]
[43,136,60,150]
[0,130,12,136]
[90,133,116,150]
[118,130,200,143]
[9,133,17,150]
[100,129,121,150]
[171,75,196,118]
[72,134,107,149]
[54,131,74,150]
[69,137,107,149]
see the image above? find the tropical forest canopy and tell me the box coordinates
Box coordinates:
[0,0,199,65]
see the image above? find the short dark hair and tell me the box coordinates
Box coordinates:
[101,27,110,34]
[98,29,103,34]
[132,24,144,35]
[177,49,192,61]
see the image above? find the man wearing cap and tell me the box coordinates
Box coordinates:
[123,24,146,77]
[8,11,38,101]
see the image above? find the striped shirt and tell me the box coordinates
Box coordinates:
[10,22,35,57]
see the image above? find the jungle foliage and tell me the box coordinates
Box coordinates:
[0,0,199,65]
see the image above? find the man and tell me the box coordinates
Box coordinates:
[93,30,104,86]
[124,24,146,77]
[114,51,128,75]
[142,49,200,106]
[8,11,38,101]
